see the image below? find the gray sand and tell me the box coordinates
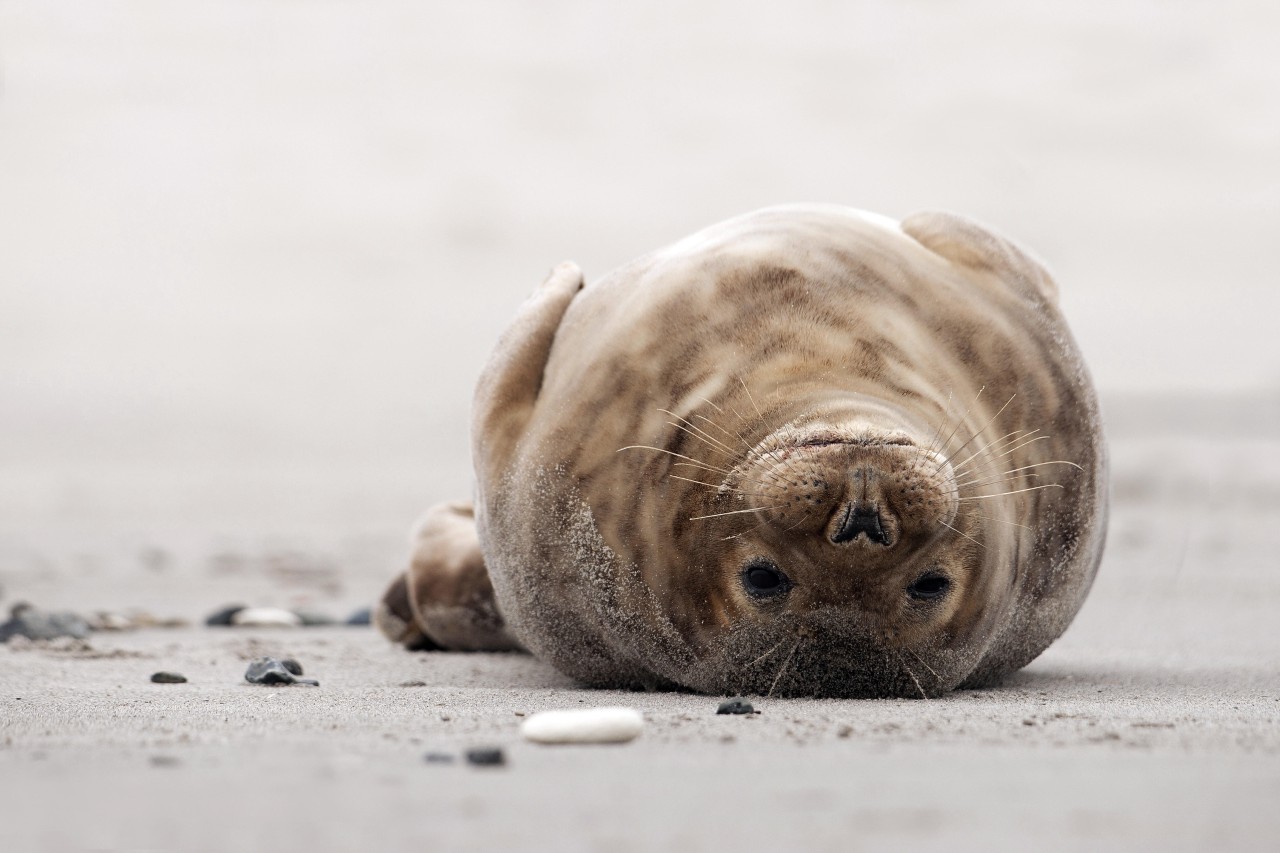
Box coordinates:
[2,2,1279,851]
[3,425,1278,851]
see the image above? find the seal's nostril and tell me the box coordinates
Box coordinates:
[831,502,890,545]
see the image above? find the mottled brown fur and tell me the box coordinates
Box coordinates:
[378,205,1108,698]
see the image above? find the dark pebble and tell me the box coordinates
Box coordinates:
[717,698,755,715]
[204,605,247,627]
[150,671,188,684]
[345,607,372,626]
[423,752,456,764]
[244,656,319,686]
[464,747,506,767]
[150,755,181,768]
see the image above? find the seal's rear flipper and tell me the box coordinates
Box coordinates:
[901,211,1059,304]
[375,501,524,652]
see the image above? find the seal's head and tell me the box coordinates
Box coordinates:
[638,391,1003,699]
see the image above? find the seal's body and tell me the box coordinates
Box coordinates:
[377,206,1108,698]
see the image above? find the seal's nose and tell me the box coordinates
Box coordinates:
[831,501,891,545]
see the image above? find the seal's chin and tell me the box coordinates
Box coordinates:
[687,612,966,699]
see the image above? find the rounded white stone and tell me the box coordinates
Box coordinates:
[520,707,644,744]
[231,607,302,628]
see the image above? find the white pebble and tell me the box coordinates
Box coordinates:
[231,607,302,628]
[520,707,644,744]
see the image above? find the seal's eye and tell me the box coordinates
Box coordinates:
[908,571,952,601]
[742,559,791,598]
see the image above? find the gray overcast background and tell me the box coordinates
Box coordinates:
[1,1,1277,537]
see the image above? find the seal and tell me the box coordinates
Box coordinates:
[375,205,1108,698]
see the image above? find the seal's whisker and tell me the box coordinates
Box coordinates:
[688,505,783,521]
[737,378,791,470]
[698,396,725,414]
[720,515,779,541]
[964,512,1033,532]
[996,459,1084,475]
[745,637,788,668]
[956,484,1065,501]
[668,475,765,497]
[739,378,777,435]
[939,519,985,551]
[951,434,1041,481]
[950,472,1041,492]
[693,412,755,452]
[782,511,812,533]
[974,434,1053,469]
[620,446,738,479]
[895,649,929,700]
[935,392,1017,473]
[768,636,803,698]
[953,458,1081,490]
[950,428,1036,477]
[933,385,986,467]
[686,411,793,493]
[905,648,942,683]
[923,389,957,460]
[670,460,737,477]
[671,462,779,494]
[660,408,740,455]
[952,434,1055,483]
[664,420,737,460]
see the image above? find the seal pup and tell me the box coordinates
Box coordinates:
[376,205,1108,698]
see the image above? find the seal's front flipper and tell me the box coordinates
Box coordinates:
[472,261,584,487]
[375,501,523,652]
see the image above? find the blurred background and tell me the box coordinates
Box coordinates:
[2,1,1277,618]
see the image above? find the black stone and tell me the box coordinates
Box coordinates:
[204,605,247,627]
[150,671,188,684]
[717,698,755,715]
[464,747,506,767]
[280,659,304,676]
[345,607,372,626]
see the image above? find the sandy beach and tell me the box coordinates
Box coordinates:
[2,2,1278,851]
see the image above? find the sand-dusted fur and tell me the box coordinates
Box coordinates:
[378,205,1108,698]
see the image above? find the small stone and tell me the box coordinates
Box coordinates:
[423,752,455,764]
[150,755,181,768]
[464,747,505,767]
[89,611,134,632]
[717,698,754,715]
[292,609,338,627]
[345,607,372,626]
[231,607,302,628]
[0,606,91,642]
[151,671,188,684]
[521,707,644,744]
[280,658,304,676]
[244,656,319,686]
[205,605,247,626]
